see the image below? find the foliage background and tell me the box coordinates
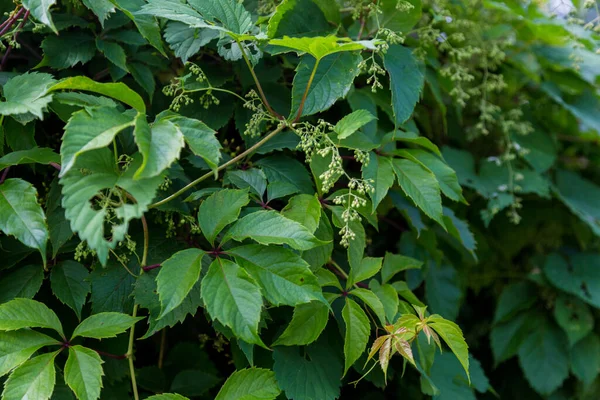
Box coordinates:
[0,0,599,399]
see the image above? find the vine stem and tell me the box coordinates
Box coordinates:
[127,215,149,400]
[236,39,282,119]
[0,10,29,71]
[293,58,320,123]
[0,7,24,37]
[149,123,287,209]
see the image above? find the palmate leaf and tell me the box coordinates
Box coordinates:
[156,248,205,317]
[64,345,104,400]
[200,258,265,347]
[0,330,60,377]
[273,301,329,346]
[342,297,370,375]
[50,261,90,320]
[198,189,250,245]
[229,244,326,307]
[0,179,49,266]
[71,312,142,339]
[0,299,63,337]
[290,52,362,118]
[215,368,280,400]
[1,351,59,400]
[0,72,56,120]
[60,149,163,265]
[59,106,136,177]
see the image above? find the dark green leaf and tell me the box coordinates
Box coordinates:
[273,301,329,346]
[50,261,90,320]
[156,248,204,317]
[0,265,44,304]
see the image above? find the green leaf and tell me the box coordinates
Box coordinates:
[139,0,210,28]
[135,269,202,339]
[392,158,444,227]
[391,131,442,157]
[256,155,314,195]
[96,39,129,72]
[0,148,60,170]
[290,52,362,118]
[348,257,382,288]
[173,116,222,172]
[0,265,44,303]
[342,297,370,375]
[39,33,95,69]
[89,260,135,314]
[0,298,63,338]
[226,169,267,199]
[81,0,115,26]
[0,330,59,377]
[22,0,57,32]
[198,189,250,245]
[401,149,465,203]
[381,252,422,284]
[302,209,334,270]
[383,45,424,126]
[164,22,219,63]
[201,258,265,346]
[0,184,48,266]
[490,311,535,366]
[518,320,569,395]
[273,342,342,400]
[50,261,90,320]
[215,368,280,400]
[334,110,377,139]
[373,0,421,33]
[493,281,536,325]
[229,244,325,307]
[189,0,254,35]
[146,394,189,400]
[544,253,600,308]
[270,36,368,60]
[134,120,184,179]
[441,208,477,258]
[554,170,600,236]
[281,194,321,233]
[273,301,329,346]
[362,154,395,212]
[570,334,600,387]
[1,351,59,400]
[72,312,142,339]
[369,280,399,323]
[59,107,135,177]
[225,210,328,251]
[554,295,594,347]
[425,263,461,320]
[50,76,146,113]
[60,150,163,265]
[111,0,166,56]
[350,288,386,326]
[64,345,103,400]
[156,248,204,317]
[0,72,55,120]
[427,314,470,383]
[267,0,333,38]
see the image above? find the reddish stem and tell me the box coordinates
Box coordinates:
[142,263,161,272]
[0,10,29,71]
[95,350,128,360]
[0,167,10,184]
[0,7,24,37]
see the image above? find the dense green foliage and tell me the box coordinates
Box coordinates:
[0,0,599,399]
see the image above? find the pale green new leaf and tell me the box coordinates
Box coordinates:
[0,330,59,377]
[273,301,329,346]
[290,52,362,118]
[59,107,136,176]
[50,76,146,113]
[198,189,250,245]
[392,158,444,227]
[201,258,265,346]
[334,110,377,139]
[342,298,370,375]
[362,154,395,212]
[381,252,423,284]
[72,312,142,339]
[225,210,328,251]
[427,315,470,383]
[229,244,325,307]
[0,73,55,120]
[156,248,204,317]
[281,194,321,233]
[215,368,280,400]
[60,150,163,265]
[134,120,184,179]
[1,351,59,400]
[348,257,382,288]
[50,261,90,320]
[0,179,49,266]
[0,148,60,170]
[22,0,57,32]
[350,288,386,326]
[172,117,222,173]
[64,345,103,400]
[383,45,424,126]
[269,36,368,60]
[0,298,63,338]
